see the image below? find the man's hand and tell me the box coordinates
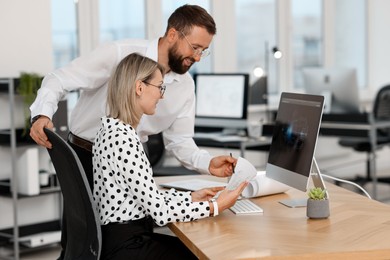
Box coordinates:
[29,116,54,148]
[209,155,237,177]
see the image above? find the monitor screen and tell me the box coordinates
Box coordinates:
[302,67,360,113]
[266,92,324,192]
[194,73,249,129]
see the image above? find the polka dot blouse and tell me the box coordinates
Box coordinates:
[92,117,211,226]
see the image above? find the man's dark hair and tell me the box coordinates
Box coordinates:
[165,4,216,36]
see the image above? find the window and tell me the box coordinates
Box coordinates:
[332,0,366,89]
[99,0,145,43]
[292,0,367,90]
[51,1,78,68]
[291,0,322,89]
[235,0,277,93]
[51,1,79,117]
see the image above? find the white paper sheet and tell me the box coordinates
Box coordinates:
[226,157,258,190]
[159,179,226,191]
[241,171,290,198]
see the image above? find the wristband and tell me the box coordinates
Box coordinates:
[210,198,219,217]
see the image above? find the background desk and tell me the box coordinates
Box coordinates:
[157,175,390,259]
[320,113,390,199]
[193,134,271,157]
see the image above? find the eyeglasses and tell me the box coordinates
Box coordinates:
[179,31,210,58]
[143,81,166,97]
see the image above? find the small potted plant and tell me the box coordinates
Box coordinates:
[306,187,330,219]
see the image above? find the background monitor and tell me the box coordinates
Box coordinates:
[249,76,268,105]
[266,92,324,193]
[302,67,360,113]
[193,73,249,130]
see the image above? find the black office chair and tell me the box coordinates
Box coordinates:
[338,84,390,186]
[145,133,200,176]
[44,128,101,260]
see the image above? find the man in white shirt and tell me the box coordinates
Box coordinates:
[30,4,236,182]
[31,5,238,260]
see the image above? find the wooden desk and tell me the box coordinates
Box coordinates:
[157,175,390,259]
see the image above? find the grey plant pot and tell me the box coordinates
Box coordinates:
[306,198,330,219]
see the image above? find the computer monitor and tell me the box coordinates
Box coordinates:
[266,92,327,207]
[302,67,360,113]
[193,73,249,131]
[249,76,268,105]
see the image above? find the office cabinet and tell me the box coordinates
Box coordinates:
[0,78,64,260]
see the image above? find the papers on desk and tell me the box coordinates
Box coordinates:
[241,171,290,198]
[159,178,227,191]
[159,156,259,192]
[159,163,289,198]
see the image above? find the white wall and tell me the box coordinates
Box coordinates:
[0,0,58,230]
[0,0,53,77]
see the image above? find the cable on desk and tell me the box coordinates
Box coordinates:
[322,174,372,199]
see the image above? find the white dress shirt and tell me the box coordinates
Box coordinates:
[30,38,212,174]
[93,117,211,226]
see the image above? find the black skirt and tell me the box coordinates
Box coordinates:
[101,216,197,260]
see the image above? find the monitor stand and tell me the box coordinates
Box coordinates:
[310,157,329,199]
[279,157,328,208]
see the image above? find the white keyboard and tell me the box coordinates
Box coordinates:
[230,199,264,215]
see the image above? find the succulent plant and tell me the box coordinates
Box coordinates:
[308,187,327,200]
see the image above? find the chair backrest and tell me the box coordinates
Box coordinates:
[145,133,166,169]
[373,84,390,136]
[44,128,101,260]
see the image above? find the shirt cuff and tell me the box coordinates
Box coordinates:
[197,153,212,175]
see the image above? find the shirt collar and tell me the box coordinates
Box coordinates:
[146,38,183,84]
[101,116,138,139]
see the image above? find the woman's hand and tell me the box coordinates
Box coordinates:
[216,181,248,212]
[191,186,225,202]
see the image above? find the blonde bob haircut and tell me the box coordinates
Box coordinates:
[107,53,164,126]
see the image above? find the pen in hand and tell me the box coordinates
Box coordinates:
[230,152,235,174]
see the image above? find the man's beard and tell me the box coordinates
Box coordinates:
[168,43,195,74]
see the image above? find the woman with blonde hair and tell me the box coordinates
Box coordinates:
[93,53,247,259]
